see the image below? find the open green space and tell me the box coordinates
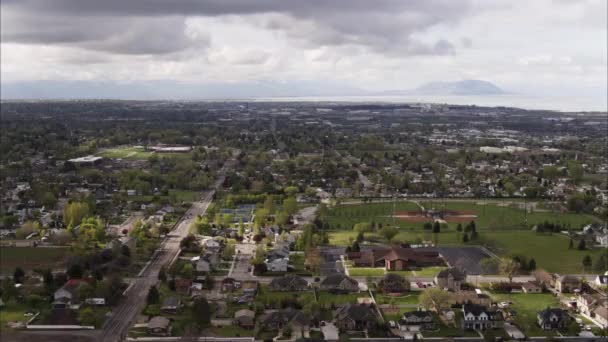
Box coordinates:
[0,247,69,275]
[348,267,385,277]
[480,231,607,274]
[98,146,193,161]
[491,292,560,337]
[323,200,597,232]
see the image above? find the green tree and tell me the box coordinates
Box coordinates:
[63,202,90,227]
[379,226,399,243]
[191,297,212,329]
[13,267,25,283]
[567,161,584,184]
[146,286,160,305]
[582,255,592,273]
[419,288,450,312]
[283,197,298,216]
[499,258,520,283]
[79,307,97,326]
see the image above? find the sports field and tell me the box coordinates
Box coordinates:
[323,199,597,231]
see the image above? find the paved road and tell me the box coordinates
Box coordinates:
[99,166,230,342]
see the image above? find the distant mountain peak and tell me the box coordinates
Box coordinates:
[414,79,505,95]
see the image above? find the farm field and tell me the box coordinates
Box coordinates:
[0,247,69,275]
[491,292,560,337]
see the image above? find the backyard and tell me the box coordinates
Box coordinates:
[490,292,561,337]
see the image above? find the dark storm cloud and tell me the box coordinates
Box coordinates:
[1,0,474,56]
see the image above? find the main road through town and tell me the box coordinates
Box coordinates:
[98,165,229,342]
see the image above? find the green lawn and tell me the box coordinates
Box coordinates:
[348,267,385,277]
[0,300,28,329]
[0,247,69,275]
[323,200,597,232]
[255,286,316,308]
[98,146,193,160]
[389,266,447,277]
[374,292,420,305]
[206,326,254,337]
[479,231,607,274]
[491,292,560,337]
[316,291,369,306]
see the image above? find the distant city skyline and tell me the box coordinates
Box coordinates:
[1,0,606,104]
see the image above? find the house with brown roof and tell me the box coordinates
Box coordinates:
[269,274,308,292]
[334,304,380,331]
[348,246,443,271]
[261,308,311,337]
[522,281,542,293]
[148,316,171,336]
[320,274,359,293]
[234,309,256,328]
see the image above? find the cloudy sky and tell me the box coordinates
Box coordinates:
[1,0,606,104]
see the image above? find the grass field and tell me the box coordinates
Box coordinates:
[348,267,386,277]
[375,292,420,305]
[491,292,560,337]
[0,247,69,275]
[98,146,192,160]
[479,231,607,274]
[323,200,597,231]
[0,300,28,329]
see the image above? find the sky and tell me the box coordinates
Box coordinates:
[1,0,606,105]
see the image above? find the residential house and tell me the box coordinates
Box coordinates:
[334,304,379,331]
[161,297,181,314]
[269,274,308,292]
[221,277,241,292]
[522,281,542,293]
[195,259,211,274]
[53,279,89,308]
[434,268,465,292]
[537,308,569,330]
[556,275,581,293]
[148,316,171,336]
[320,274,359,293]
[348,246,444,271]
[174,278,192,295]
[461,304,503,330]
[594,275,608,287]
[400,310,434,330]
[593,304,608,328]
[378,273,409,293]
[233,309,256,328]
[261,308,311,337]
[266,257,289,272]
